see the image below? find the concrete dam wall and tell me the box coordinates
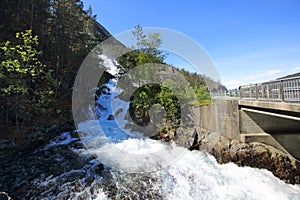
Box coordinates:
[184,99,299,162]
[178,99,240,142]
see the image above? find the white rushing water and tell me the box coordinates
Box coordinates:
[74,54,300,200]
[161,150,300,200]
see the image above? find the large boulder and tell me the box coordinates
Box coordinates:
[192,131,300,184]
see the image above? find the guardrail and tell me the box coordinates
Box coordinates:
[239,76,300,102]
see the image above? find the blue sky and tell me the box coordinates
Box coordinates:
[82,0,300,89]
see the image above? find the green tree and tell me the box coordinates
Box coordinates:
[0,30,54,138]
[120,24,181,129]
[118,24,165,71]
[120,24,216,132]
[0,0,112,137]
[132,23,146,51]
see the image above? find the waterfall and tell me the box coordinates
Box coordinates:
[70,54,300,199]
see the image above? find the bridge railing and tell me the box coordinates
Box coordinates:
[240,76,300,102]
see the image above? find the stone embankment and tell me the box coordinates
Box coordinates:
[170,99,300,184]
[188,129,300,184]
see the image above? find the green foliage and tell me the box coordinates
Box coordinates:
[159,126,166,132]
[118,24,165,71]
[0,30,54,137]
[194,85,211,103]
[157,84,181,126]
[132,24,146,51]
[178,68,212,104]
[123,24,214,130]
[0,0,108,137]
[129,84,180,128]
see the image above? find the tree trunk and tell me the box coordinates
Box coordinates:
[15,100,20,140]
[30,0,34,30]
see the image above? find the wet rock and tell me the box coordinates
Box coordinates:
[95,84,112,98]
[0,139,18,152]
[70,131,79,138]
[192,131,300,184]
[188,132,199,151]
[150,128,177,142]
[96,163,104,173]
[107,114,114,120]
[167,129,176,140]
[149,131,169,141]
[149,132,163,140]
[102,86,111,95]
[71,141,84,149]
[0,192,12,200]
[0,133,97,199]
[114,108,124,118]
[97,104,107,111]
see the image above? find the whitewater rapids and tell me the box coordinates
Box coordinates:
[71,55,300,199]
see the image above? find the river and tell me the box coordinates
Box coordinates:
[69,54,300,199]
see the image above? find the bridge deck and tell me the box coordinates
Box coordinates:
[239,100,300,114]
[239,99,300,161]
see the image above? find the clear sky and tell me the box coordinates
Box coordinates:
[81,0,300,89]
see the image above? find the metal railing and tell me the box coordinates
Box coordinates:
[239,76,300,102]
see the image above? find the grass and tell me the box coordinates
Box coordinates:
[187,99,212,106]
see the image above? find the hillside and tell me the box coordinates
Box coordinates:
[0,0,112,139]
[0,1,224,140]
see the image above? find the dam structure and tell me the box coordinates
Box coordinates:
[207,76,300,161]
[238,76,300,160]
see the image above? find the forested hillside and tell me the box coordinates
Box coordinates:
[0,0,111,139]
[0,1,225,140]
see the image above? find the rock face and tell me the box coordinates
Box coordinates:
[107,114,114,120]
[0,131,106,199]
[150,128,176,142]
[190,131,300,184]
[0,192,12,200]
[0,131,163,199]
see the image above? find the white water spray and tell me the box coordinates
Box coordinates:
[74,54,300,199]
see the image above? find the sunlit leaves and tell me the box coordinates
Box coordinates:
[0,30,55,136]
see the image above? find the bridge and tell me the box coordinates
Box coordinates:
[238,76,300,160]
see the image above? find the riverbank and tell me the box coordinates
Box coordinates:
[186,128,300,184]
[174,100,300,184]
[1,128,300,199]
[0,130,110,199]
[1,99,299,198]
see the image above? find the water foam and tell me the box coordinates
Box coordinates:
[76,54,300,199]
[160,149,300,200]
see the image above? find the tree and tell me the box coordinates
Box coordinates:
[0,1,112,138]
[118,24,165,71]
[132,23,146,51]
[133,24,165,64]
[118,24,214,132]
[0,30,54,138]
[86,5,97,20]
[119,25,180,129]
